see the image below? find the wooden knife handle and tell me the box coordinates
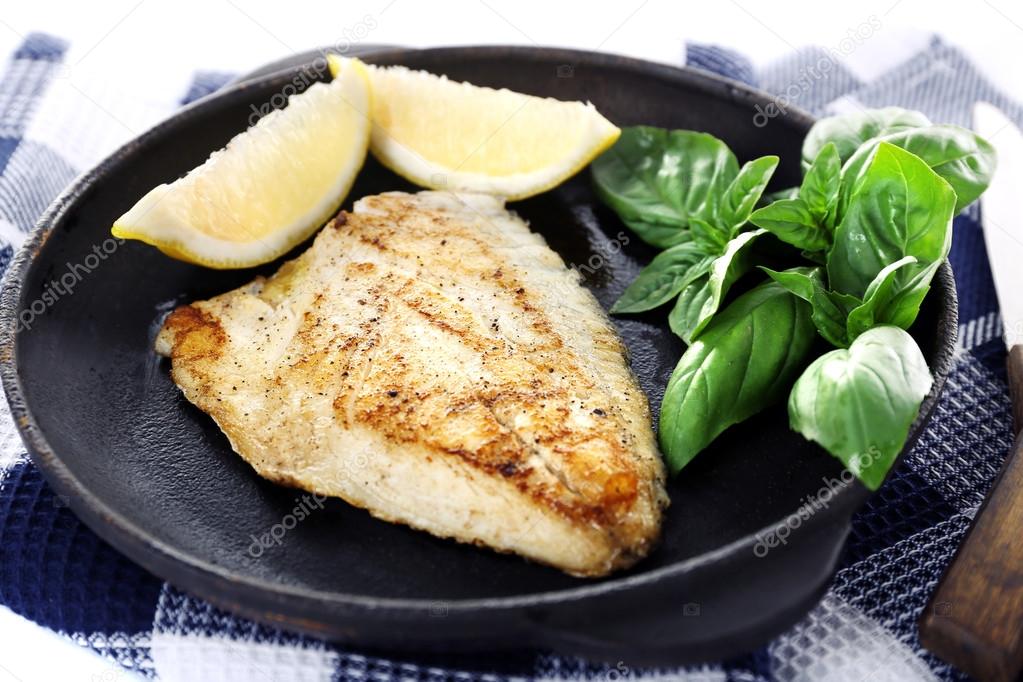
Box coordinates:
[919,345,1023,681]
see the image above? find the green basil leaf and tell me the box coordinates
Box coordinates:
[668,274,711,341]
[718,155,779,233]
[806,289,860,348]
[749,198,829,252]
[611,242,714,313]
[690,216,729,252]
[801,106,931,171]
[591,126,739,247]
[845,256,918,339]
[799,142,841,226]
[762,266,859,348]
[788,325,933,490]
[827,142,956,299]
[659,281,816,473]
[880,258,943,329]
[760,265,820,302]
[840,124,997,215]
[668,229,765,342]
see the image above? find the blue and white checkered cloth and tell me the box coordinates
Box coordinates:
[1,31,1022,682]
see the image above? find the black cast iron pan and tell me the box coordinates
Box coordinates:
[0,46,957,666]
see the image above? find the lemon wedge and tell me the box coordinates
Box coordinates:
[328,55,619,200]
[112,58,372,268]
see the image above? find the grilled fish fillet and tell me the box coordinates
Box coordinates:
[156,191,668,576]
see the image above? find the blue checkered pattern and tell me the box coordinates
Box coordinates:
[1,32,1021,681]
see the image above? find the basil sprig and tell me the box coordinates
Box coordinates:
[593,127,779,342]
[591,108,996,490]
[659,281,815,473]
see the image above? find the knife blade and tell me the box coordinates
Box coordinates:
[975,102,1023,348]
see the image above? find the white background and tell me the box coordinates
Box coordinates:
[0,1,1021,680]
[1,0,1022,97]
